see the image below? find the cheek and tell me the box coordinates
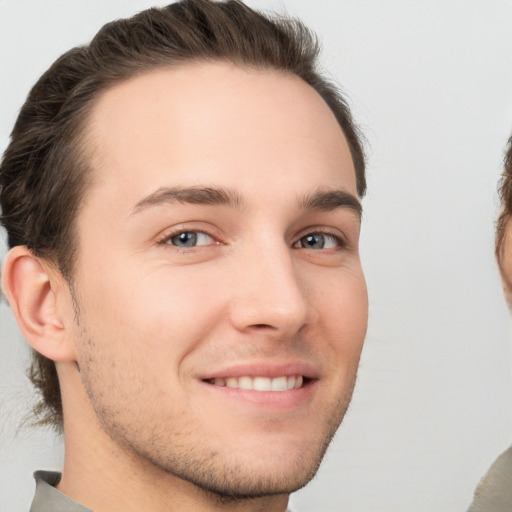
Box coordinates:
[315,268,368,358]
[75,263,228,358]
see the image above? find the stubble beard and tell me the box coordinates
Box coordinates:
[80,350,354,504]
[72,301,356,503]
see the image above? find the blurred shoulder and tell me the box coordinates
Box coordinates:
[468,446,512,512]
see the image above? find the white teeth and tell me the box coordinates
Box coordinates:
[238,376,253,390]
[209,375,304,391]
[271,376,288,391]
[226,377,238,389]
[253,377,272,391]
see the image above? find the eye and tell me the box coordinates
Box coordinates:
[165,231,213,248]
[294,233,341,250]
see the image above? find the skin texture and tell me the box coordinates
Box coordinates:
[4,63,368,512]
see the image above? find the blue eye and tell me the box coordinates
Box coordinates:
[167,231,213,248]
[295,233,340,249]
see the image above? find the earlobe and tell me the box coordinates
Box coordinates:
[1,246,76,362]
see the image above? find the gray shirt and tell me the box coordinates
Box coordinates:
[467,445,512,512]
[30,471,93,512]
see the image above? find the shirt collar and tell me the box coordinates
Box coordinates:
[30,471,93,512]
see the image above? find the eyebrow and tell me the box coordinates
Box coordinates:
[298,189,362,219]
[132,186,245,214]
[131,185,362,219]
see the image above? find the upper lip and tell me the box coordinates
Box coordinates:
[199,360,319,381]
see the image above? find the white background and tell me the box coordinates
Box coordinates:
[1,1,512,511]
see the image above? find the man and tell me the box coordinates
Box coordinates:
[0,1,368,511]
[467,137,512,512]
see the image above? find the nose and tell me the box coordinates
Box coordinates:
[228,240,311,338]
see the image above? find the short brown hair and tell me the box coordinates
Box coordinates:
[0,0,366,431]
[496,136,512,284]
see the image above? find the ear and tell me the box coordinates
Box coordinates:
[1,246,76,362]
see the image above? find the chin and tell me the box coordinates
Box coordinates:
[183,456,322,501]
[146,429,335,501]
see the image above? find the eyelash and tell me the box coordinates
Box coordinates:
[157,228,217,250]
[157,227,347,251]
[293,230,347,251]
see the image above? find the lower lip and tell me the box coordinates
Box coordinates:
[199,379,317,410]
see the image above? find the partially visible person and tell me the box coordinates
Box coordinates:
[467,136,512,512]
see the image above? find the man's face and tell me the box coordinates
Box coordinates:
[68,62,368,497]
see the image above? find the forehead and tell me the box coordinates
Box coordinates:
[83,62,356,206]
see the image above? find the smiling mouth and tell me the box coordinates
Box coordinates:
[204,375,305,391]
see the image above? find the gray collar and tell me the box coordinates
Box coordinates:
[30,471,93,512]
